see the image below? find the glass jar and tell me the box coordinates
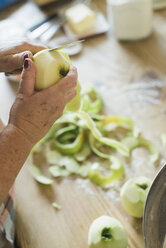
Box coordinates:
[107,0,153,41]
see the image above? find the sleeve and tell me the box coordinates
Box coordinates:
[0,121,15,247]
[0,186,15,248]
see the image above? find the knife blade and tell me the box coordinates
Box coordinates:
[143,164,166,248]
[48,39,85,51]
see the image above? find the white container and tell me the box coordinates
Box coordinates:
[153,0,166,9]
[108,0,153,41]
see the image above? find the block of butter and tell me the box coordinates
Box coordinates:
[33,0,55,6]
[65,4,96,34]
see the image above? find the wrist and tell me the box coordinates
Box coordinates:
[4,123,34,150]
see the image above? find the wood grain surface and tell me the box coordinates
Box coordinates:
[1,1,166,247]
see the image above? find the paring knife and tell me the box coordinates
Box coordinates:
[48,39,85,51]
[143,164,166,248]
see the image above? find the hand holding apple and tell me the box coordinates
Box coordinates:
[0,40,46,75]
[33,49,81,112]
[120,177,151,218]
[9,58,77,145]
[33,49,70,90]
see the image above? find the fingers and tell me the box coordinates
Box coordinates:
[0,41,46,73]
[41,66,78,98]
[1,40,47,56]
[64,88,77,103]
[17,41,47,54]
[5,69,22,76]
[50,88,76,122]
[57,66,78,91]
[25,42,47,54]
[35,66,77,120]
[3,51,33,73]
[19,58,36,96]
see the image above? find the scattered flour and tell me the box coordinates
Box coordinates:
[75,178,96,196]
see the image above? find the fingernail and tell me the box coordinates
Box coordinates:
[24,59,29,69]
[24,54,29,60]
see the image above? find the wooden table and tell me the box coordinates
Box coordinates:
[1,1,166,247]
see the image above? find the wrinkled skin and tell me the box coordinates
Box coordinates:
[0,40,77,204]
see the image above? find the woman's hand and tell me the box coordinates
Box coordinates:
[8,58,77,145]
[0,40,46,75]
[0,43,77,203]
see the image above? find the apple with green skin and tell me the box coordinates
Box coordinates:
[120,177,151,218]
[88,216,128,248]
[33,49,81,112]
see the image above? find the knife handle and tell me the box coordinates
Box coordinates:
[28,12,59,32]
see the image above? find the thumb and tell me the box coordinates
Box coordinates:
[19,58,36,96]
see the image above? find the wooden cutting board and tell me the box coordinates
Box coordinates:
[1,1,166,247]
[15,163,145,248]
[13,74,166,248]
[1,66,166,248]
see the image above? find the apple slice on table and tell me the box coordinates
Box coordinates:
[33,49,81,112]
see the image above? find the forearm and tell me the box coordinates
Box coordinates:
[0,124,33,204]
[0,119,4,131]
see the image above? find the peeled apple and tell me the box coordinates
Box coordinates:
[120,177,151,218]
[88,216,128,248]
[33,49,81,112]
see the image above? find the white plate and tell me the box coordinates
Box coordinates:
[63,12,110,40]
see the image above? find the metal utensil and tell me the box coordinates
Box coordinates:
[26,0,84,41]
[27,17,65,41]
[143,164,166,248]
[48,39,85,51]
[28,13,59,32]
[39,17,66,42]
